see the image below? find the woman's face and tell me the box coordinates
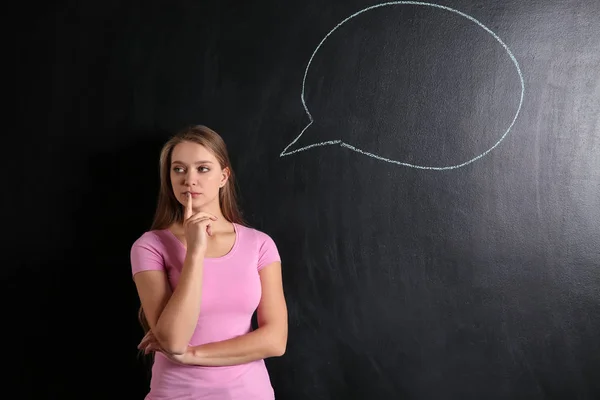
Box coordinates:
[169,141,229,211]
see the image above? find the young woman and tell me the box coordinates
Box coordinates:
[130,125,288,399]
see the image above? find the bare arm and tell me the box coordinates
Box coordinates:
[133,194,216,355]
[134,252,204,355]
[181,261,288,366]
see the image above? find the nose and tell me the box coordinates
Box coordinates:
[184,170,197,186]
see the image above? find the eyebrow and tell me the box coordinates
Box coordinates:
[171,160,214,165]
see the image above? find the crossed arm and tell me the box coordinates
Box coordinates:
[134,261,288,366]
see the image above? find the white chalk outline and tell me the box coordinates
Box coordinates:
[280,1,525,170]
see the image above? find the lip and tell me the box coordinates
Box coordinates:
[183,191,202,198]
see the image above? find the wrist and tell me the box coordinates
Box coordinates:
[186,249,206,263]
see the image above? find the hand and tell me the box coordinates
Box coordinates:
[183,193,217,255]
[137,330,191,365]
[137,329,162,355]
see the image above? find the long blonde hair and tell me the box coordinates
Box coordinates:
[138,124,246,333]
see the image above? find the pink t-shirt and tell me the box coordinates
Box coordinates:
[130,222,281,400]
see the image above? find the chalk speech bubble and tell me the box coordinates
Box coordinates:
[280,1,525,170]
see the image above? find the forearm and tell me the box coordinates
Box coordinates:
[155,252,204,353]
[185,326,285,366]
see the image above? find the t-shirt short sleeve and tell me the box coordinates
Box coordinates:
[130,232,165,277]
[257,231,281,271]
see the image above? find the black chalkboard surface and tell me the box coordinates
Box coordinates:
[7,0,599,399]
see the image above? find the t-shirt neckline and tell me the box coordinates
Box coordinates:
[163,222,240,262]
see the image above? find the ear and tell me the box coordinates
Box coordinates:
[220,167,231,188]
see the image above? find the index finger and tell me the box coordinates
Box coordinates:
[185,193,193,220]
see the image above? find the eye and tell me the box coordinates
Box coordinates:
[198,166,210,173]
[173,167,184,173]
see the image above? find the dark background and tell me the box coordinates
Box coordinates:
[7,0,599,399]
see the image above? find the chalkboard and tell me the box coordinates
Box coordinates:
[7,0,599,399]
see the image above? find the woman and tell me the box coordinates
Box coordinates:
[130,125,288,399]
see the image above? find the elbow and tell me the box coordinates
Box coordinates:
[160,337,188,355]
[272,343,286,357]
[269,331,287,357]
[162,344,187,356]
[153,329,188,355]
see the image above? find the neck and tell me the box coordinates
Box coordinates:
[195,203,225,221]
[179,202,231,232]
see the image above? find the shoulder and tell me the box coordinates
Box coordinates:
[236,224,281,269]
[130,230,171,276]
[130,230,174,258]
[236,224,277,246]
[131,230,163,249]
